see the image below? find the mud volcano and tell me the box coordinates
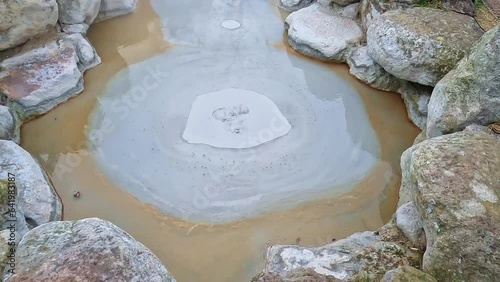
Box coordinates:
[20,0,420,281]
[88,44,380,222]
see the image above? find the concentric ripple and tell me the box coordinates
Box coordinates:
[88,46,381,223]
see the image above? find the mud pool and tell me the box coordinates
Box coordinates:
[20,0,419,281]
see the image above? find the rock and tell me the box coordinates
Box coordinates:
[252,268,340,282]
[464,123,500,140]
[0,33,100,119]
[60,23,90,34]
[400,131,500,281]
[0,141,62,228]
[328,0,360,7]
[346,45,404,92]
[325,2,360,19]
[359,0,418,31]
[0,179,29,241]
[381,266,438,282]
[8,218,176,281]
[441,0,476,16]
[255,230,420,281]
[0,0,58,51]
[367,7,484,86]
[280,0,317,12]
[413,131,427,145]
[0,106,20,143]
[57,0,101,26]
[96,0,138,22]
[398,82,432,130]
[285,3,363,62]
[345,45,431,130]
[484,0,500,18]
[426,25,500,138]
[395,202,426,249]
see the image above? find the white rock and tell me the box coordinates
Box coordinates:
[279,0,316,12]
[96,0,138,22]
[395,202,426,248]
[0,0,58,51]
[0,140,62,228]
[0,34,100,119]
[183,89,291,149]
[57,0,101,25]
[0,106,20,143]
[285,3,363,62]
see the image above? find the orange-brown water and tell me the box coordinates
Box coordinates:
[20,1,419,281]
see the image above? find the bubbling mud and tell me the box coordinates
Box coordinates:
[87,47,380,223]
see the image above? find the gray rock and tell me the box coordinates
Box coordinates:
[256,230,420,281]
[0,141,62,228]
[326,2,360,19]
[280,0,317,12]
[359,0,418,32]
[413,131,427,145]
[0,106,20,144]
[464,123,500,140]
[345,45,431,130]
[367,7,484,86]
[8,218,176,282]
[60,23,90,34]
[0,33,100,120]
[285,3,363,62]
[346,45,404,92]
[0,179,29,241]
[96,0,138,22]
[400,131,500,281]
[381,266,438,282]
[426,25,500,138]
[441,0,476,16]
[398,82,432,130]
[395,202,425,249]
[0,0,58,51]
[57,0,101,25]
[327,0,360,7]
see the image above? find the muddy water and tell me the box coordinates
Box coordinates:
[20,1,419,281]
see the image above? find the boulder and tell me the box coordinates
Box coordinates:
[464,123,500,140]
[0,0,58,51]
[0,179,29,241]
[398,83,432,130]
[441,0,476,16]
[367,7,483,86]
[381,266,438,282]
[395,202,425,249]
[0,33,100,120]
[346,45,404,92]
[254,230,420,281]
[96,0,138,22]
[8,218,176,281]
[0,106,20,143]
[252,268,339,282]
[345,45,431,130]
[359,0,418,31]
[327,0,360,7]
[285,3,363,62]
[0,140,62,228]
[57,0,101,25]
[400,131,500,281]
[60,23,90,34]
[280,0,317,12]
[427,25,500,138]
